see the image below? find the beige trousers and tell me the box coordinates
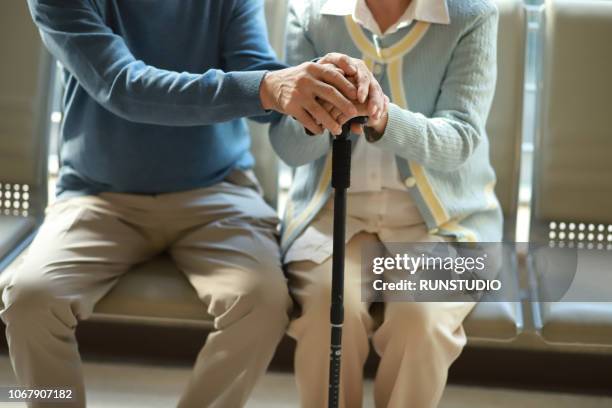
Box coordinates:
[0,173,292,408]
[287,192,475,408]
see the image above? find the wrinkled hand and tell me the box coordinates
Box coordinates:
[321,89,390,136]
[318,53,385,122]
[259,61,358,135]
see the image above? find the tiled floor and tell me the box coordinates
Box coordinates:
[0,356,610,407]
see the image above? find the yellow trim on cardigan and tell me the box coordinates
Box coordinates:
[442,219,478,242]
[387,59,408,112]
[363,56,375,73]
[484,181,498,210]
[344,16,380,60]
[282,151,333,245]
[283,195,294,232]
[344,16,430,62]
[387,58,449,226]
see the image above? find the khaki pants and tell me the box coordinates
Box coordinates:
[0,173,292,408]
[288,229,475,408]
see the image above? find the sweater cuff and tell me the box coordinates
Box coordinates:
[370,103,423,157]
[224,70,270,118]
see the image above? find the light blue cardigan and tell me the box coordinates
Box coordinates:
[270,0,503,256]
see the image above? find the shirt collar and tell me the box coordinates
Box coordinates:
[321,0,450,36]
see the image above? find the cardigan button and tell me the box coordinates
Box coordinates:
[373,63,384,76]
[404,176,417,188]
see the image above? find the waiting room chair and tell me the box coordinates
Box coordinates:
[462,0,527,342]
[529,0,612,346]
[0,2,53,273]
[1,0,529,345]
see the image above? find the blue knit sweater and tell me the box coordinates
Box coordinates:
[27,0,285,197]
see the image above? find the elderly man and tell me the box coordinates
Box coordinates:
[0,0,384,407]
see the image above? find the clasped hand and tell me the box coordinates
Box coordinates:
[260,53,387,136]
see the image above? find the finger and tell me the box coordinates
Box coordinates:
[305,99,342,135]
[348,102,371,117]
[315,64,357,100]
[294,109,323,135]
[330,107,343,121]
[331,66,346,77]
[353,64,371,104]
[320,98,344,120]
[322,101,343,121]
[337,113,349,126]
[321,100,335,113]
[320,63,350,78]
[312,82,358,119]
[367,79,385,119]
[320,53,357,76]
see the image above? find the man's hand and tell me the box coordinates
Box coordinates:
[318,53,385,121]
[260,62,359,135]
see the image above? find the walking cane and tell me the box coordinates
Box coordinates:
[328,116,368,408]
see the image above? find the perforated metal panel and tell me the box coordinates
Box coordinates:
[546,220,612,251]
[0,183,31,218]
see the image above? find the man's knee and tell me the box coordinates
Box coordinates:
[249,271,292,320]
[1,282,78,331]
[212,267,292,332]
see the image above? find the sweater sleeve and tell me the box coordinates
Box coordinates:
[269,0,331,167]
[221,0,288,125]
[27,0,277,126]
[371,6,499,172]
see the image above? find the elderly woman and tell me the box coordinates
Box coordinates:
[270,0,501,407]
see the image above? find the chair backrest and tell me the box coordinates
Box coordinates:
[532,0,612,243]
[0,1,53,219]
[488,0,527,241]
[248,0,289,208]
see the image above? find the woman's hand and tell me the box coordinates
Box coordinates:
[321,94,390,136]
[318,53,386,121]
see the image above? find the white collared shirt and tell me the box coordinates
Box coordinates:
[321,0,450,36]
[320,0,450,193]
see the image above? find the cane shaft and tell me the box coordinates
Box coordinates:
[328,117,366,408]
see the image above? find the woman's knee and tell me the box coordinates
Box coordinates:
[376,303,466,354]
[290,282,368,340]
